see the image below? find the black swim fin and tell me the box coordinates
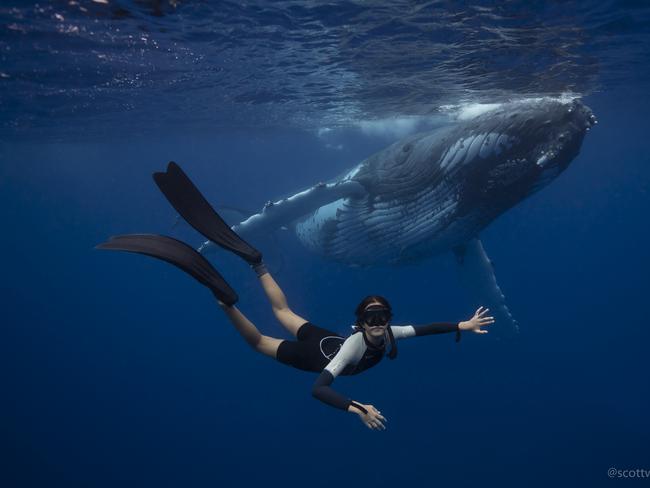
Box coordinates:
[153,162,262,264]
[96,234,239,306]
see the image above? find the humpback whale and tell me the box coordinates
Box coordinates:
[201,97,596,333]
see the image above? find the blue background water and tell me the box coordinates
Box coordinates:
[1,2,649,487]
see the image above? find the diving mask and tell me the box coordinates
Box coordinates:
[361,306,391,327]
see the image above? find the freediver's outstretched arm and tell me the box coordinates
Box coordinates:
[390,306,494,342]
[312,369,387,430]
[310,333,387,430]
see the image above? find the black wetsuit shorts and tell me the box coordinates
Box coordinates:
[275,322,345,373]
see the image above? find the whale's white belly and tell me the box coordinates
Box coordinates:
[294,177,475,265]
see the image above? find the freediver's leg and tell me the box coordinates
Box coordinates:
[255,270,308,338]
[218,302,284,358]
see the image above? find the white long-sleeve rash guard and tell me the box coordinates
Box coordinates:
[311,323,460,411]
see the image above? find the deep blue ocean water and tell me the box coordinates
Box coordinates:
[1,1,649,487]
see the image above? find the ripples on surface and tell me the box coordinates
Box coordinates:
[0,0,648,140]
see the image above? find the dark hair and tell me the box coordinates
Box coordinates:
[354,295,398,360]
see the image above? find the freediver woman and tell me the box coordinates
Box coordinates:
[97,162,494,431]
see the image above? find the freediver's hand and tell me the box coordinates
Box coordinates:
[459,306,494,334]
[354,403,387,431]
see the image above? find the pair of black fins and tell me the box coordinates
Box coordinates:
[96,162,261,306]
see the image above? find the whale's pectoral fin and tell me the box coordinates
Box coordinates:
[199,178,366,254]
[453,238,519,335]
